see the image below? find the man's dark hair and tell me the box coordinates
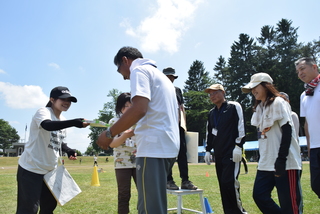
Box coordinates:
[294,57,316,67]
[114,46,143,66]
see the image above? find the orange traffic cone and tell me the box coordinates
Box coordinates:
[91,166,100,186]
[206,171,210,177]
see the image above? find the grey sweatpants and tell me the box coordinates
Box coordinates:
[136,157,175,214]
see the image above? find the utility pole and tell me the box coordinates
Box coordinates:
[24,123,27,143]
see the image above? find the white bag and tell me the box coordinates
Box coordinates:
[44,165,82,206]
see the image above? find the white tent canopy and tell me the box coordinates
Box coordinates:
[243,136,307,151]
[199,136,307,154]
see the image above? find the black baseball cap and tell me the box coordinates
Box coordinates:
[46,86,77,107]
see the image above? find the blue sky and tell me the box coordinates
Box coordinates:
[1,0,319,153]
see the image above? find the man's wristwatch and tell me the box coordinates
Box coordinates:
[105,127,114,139]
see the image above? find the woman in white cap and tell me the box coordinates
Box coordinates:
[16,86,89,214]
[242,73,302,214]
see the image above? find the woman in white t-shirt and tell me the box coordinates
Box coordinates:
[242,73,303,214]
[109,92,137,214]
[16,86,89,214]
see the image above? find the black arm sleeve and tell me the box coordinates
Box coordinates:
[274,122,292,176]
[41,118,84,131]
[278,122,292,160]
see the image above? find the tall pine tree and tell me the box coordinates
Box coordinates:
[272,19,302,114]
[183,60,212,145]
[221,34,258,140]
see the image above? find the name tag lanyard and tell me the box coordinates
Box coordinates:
[213,104,226,135]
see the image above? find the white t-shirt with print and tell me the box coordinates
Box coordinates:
[130,58,179,158]
[109,117,137,169]
[300,84,320,149]
[251,97,301,171]
[19,107,66,174]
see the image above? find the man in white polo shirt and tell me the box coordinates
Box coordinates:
[97,46,179,214]
[295,57,320,198]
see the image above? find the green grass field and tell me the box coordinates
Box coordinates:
[0,157,318,214]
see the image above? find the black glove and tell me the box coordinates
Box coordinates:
[72,118,85,128]
[65,148,77,158]
[274,157,286,177]
[61,142,76,158]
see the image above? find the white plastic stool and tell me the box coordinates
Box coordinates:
[167,189,206,214]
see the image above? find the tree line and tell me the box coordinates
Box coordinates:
[183,18,319,144]
[0,119,20,155]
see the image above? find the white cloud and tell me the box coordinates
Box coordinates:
[48,63,61,70]
[0,82,48,109]
[0,69,6,74]
[122,0,202,54]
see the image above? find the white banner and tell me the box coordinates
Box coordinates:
[185,131,199,163]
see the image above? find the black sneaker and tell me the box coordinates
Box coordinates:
[167,180,179,190]
[181,180,198,190]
